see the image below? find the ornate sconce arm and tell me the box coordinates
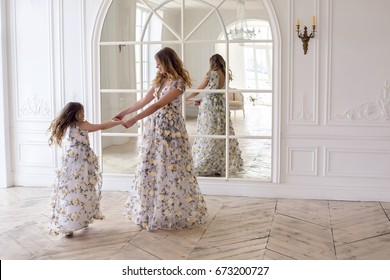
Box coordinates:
[296,17,317,55]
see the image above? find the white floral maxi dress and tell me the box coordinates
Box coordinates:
[49,123,103,235]
[124,79,208,230]
[192,71,244,176]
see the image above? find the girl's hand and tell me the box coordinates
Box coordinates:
[112,119,122,126]
[195,100,201,106]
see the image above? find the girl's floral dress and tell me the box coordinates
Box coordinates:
[192,70,244,176]
[49,123,103,235]
[124,79,208,230]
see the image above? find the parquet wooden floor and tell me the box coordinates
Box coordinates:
[1,186,390,260]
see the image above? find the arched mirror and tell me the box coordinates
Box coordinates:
[99,0,273,181]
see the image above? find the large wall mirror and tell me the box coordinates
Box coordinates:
[99,0,273,181]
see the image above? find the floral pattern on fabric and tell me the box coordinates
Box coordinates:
[124,79,208,230]
[49,123,103,235]
[192,71,244,176]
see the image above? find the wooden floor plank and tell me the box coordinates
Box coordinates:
[336,234,390,260]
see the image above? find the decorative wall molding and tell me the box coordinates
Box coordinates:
[324,148,390,178]
[325,0,333,126]
[16,141,55,167]
[12,0,53,121]
[18,93,51,118]
[294,94,313,121]
[326,0,390,126]
[287,146,318,176]
[59,0,65,107]
[288,0,319,125]
[80,0,87,110]
[285,134,390,141]
[332,80,390,122]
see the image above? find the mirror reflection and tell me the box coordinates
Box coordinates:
[100,0,272,180]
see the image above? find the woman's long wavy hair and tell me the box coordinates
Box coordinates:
[48,102,84,146]
[209,54,233,81]
[153,47,192,88]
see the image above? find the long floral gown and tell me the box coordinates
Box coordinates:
[49,123,103,235]
[192,70,244,176]
[124,79,208,230]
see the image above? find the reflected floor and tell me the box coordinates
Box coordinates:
[103,104,271,181]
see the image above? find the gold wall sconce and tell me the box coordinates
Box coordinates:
[296,16,316,55]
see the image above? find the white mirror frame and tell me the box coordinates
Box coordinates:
[91,0,281,194]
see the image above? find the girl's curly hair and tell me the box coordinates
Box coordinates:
[48,102,84,146]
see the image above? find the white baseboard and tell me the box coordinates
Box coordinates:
[101,174,390,202]
[11,173,390,202]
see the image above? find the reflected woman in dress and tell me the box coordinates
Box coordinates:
[113,47,208,231]
[186,54,244,176]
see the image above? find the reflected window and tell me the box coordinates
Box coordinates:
[136,6,162,89]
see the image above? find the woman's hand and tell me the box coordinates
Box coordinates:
[123,117,137,128]
[113,112,125,121]
[195,100,201,106]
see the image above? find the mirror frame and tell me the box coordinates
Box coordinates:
[91,0,281,192]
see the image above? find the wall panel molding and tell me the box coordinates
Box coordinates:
[288,0,319,125]
[14,0,53,122]
[287,146,318,176]
[18,93,50,118]
[326,0,390,127]
[325,0,333,126]
[81,0,87,109]
[324,148,390,178]
[59,0,65,110]
[330,80,390,124]
[16,141,55,167]
[284,135,390,141]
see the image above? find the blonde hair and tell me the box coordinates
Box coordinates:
[209,54,233,81]
[153,47,192,88]
[48,102,84,146]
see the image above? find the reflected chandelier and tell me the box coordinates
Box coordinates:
[227,0,258,40]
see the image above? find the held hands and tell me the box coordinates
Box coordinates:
[112,112,125,121]
[111,119,123,125]
[112,110,137,128]
[112,116,136,129]
[111,118,126,126]
[184,100,201,106]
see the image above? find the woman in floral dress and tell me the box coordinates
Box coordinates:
[48,102,122,236]
[186,54,244,176]
[114,47,208,231]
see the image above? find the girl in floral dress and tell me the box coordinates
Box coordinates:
[48,102,122,236]
[186,54,244,176]
[114,47,208,231]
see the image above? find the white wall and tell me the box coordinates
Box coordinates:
[0,0,11,188]
[275,0,390,201]
[2,0,390,201]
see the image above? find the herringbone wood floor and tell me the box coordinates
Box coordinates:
[1,186,390,260]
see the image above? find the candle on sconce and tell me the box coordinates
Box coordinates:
[296,16,317,55]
